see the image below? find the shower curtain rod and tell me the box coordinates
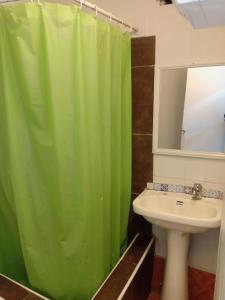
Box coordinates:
[0,0,139,33]
[75,0,138,33]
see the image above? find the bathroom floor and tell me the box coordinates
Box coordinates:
[0,275,44,300]
[148,290,160,300]
[148,256,216,300]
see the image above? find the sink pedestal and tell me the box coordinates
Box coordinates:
[161,230,190,300]
[133,190,222,300]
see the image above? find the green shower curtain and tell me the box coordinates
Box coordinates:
[0,3,131,299]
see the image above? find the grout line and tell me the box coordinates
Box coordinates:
[132,65,155,69]
[0,274,49,300]
[132,133,153,136]
[91,233,140,300]
[23,295,38,300]
[117,237,155,300]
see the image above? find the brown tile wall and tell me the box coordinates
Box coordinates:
[129,36,156,241]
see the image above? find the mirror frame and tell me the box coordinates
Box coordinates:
[153,62,225,160]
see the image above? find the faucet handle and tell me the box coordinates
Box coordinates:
[192,183,203,200]
[193,183,202,191]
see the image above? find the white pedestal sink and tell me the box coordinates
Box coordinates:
[133,190,222,300]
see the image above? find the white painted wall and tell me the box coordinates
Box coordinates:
[94,0,225,274]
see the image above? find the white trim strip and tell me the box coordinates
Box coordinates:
[91,233,140,300]
[117,237,155,300]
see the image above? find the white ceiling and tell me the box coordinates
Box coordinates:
[174,0,225,28]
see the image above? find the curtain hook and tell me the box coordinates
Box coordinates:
[109,13,112,24]
[79,0,83,11]
[120,19,124,31]
[95,5,98,18]
[130,24,133,33]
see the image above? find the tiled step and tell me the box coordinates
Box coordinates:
[92,233,155,300]
[0,276,48,300]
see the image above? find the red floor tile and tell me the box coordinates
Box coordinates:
[151,256,165,291]
[148,289,161,300]
[150,256,215,300]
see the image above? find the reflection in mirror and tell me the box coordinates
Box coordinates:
[158,65,225,154]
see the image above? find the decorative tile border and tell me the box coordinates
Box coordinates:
[146,182,223,200]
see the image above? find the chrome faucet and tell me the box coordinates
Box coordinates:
[192,183,203,200]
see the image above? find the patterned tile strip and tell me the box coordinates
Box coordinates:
[146,182,223,200]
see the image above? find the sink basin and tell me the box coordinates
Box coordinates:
[133,189,222,300]
[133,190,222,233]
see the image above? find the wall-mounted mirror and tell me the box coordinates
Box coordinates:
[154,64,225,159]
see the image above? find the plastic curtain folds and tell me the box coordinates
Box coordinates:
[0,3,131,299]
